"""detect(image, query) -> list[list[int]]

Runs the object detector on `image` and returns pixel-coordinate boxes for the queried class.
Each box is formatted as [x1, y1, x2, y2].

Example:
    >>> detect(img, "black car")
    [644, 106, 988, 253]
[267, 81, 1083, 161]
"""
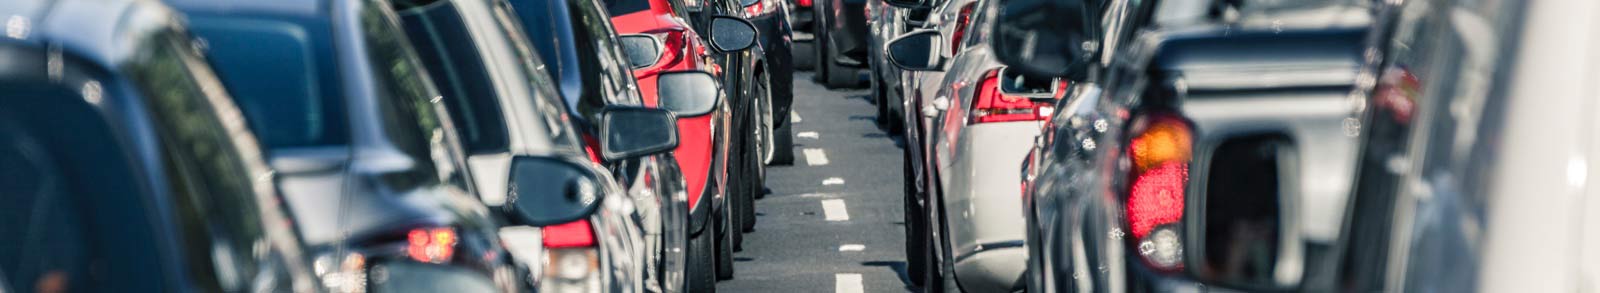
[678, 0, 780, 239]
[506, 0, 761, 283]
[0, 0, 322, 291]
[389, 0, 705, 291]
[810, 0, 868, 88]
[170, 0, 521, 290]
[738, 0, 800, 166]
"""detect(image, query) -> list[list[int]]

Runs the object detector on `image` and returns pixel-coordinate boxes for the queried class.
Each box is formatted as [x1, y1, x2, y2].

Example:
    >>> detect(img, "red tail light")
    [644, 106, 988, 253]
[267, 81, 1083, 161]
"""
[406, 227, 457, 263]
[542, 219, 597, 248]
[647, 29, 688, 71]
[582, 133, 604, 163]
[798, 0, 812, 8]
[950, 3, 976, 54]
[970, 71, 1054, 124]
[1124, 112, 1192, 270]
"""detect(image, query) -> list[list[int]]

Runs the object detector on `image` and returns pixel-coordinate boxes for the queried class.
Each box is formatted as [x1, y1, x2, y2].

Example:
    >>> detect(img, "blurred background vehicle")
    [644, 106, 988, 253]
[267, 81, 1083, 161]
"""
[736, 0, 800, 168]
[808, 0, 868, 88]
[173, 0, 529, 291]
[0, 0, 322, 291]
[1335, 0, 1600, 291]
[997, 0, 1370, 291]
[388, 0, 698, 291]
[865, 0, 928, 135]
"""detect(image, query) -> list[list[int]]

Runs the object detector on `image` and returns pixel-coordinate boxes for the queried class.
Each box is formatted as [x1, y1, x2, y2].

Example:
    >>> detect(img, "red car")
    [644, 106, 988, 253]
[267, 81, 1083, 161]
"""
[606, 0, 751, 291]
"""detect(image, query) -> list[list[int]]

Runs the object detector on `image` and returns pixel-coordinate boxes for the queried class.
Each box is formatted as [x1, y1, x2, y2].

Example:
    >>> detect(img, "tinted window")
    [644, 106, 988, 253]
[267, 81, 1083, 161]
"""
[603, 0, 653, 15]
[508, 0, 640, 125]
[190, 17, 348, 148]
[398, 2, 511, 154]
[360, 1, 467, 190]
[0, 81, 167, 293]
[128, 31, 299, 292]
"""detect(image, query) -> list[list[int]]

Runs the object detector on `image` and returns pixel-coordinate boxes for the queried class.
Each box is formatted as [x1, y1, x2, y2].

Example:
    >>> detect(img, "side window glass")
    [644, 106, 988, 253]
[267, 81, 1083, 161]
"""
[126, 31, 276, 292]
[360, 2, 469, 190]
[398, 2, 511, 155]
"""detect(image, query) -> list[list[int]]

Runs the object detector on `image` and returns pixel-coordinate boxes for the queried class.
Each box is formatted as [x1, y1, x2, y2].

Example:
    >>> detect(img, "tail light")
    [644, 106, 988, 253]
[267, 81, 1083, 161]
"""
[406, 227, 458, 263]
[798, 0, 812, 8]
[969, 71, 1055, 124]
[745, 0, 777, 16]
[949, 3, 976, 54]
[541, 219, 602, 293]
[582, 133, 604, 163]
[1123, 112, 1193, 271]
[316, 252, 368, 293]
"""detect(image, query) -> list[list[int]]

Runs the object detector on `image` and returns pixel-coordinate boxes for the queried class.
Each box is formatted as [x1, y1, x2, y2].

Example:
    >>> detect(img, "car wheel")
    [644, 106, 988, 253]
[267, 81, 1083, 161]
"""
[873, 66, 890, 128]
[794, 39, 817, 71]
[717, 202, 736, 280]
[903, 151, 926, 286]
[757, 72, 776, 165]
[769, 116, 795, 165]
[811, 12, 831, 84]
[822, 35, 860, 89]
[924, 207, 961, 293]
[686, 225, 717, 292]
[743, 95, 764, 231]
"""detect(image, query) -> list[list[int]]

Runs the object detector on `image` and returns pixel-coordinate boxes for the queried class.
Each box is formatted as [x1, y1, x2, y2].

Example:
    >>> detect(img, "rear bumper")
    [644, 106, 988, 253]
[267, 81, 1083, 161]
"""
[936, 122, 1035, 290]
[952, 245, 1028, 292]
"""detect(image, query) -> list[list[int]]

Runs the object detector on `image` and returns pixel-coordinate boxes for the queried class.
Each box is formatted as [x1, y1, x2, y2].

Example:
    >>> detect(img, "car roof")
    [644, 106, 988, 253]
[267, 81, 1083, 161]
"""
[0, 0, 175, 68]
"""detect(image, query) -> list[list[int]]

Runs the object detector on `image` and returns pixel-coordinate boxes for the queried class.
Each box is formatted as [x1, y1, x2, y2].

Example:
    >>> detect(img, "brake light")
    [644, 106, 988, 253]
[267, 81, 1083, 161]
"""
[970, 71, 1054, 124]
[541, 219, 601, 293]
[744, 0, 765, 16]
[582, 133, 603, 163]
[950, 3, 976, 53]
[406, 227, 457, 263]
[798, 0, 812, 8]
[542, 219, 597, 248]
[1123, 112, 1192, 270]
[647, 29, 688, 70]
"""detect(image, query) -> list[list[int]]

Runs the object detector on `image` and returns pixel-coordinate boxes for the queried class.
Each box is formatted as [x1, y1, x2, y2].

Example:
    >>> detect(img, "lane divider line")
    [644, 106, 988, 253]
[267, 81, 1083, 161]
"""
[798, 131, 820, 139]
[835, 274, 864, 293]
[804, 148, 830, 166]
[838, 244, 865, 252]
[792, 111, 803, 123]
[822, 177, 845, 185]
[821, 199, 850, 221]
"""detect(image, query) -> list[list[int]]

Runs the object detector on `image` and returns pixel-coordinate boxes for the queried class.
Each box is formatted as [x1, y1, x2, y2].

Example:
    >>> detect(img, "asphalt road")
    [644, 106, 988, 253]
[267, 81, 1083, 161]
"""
[718, 71, 915, 293]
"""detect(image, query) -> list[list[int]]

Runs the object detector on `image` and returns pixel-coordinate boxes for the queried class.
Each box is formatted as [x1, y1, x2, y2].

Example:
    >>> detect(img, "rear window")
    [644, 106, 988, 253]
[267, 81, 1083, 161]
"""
[603, 0, 652, 15]
[189, 17, 348, 148]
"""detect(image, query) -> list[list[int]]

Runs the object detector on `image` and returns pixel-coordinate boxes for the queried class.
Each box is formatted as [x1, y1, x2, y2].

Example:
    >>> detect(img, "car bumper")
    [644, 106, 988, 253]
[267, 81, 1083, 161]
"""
[953, 245, 1028, 292]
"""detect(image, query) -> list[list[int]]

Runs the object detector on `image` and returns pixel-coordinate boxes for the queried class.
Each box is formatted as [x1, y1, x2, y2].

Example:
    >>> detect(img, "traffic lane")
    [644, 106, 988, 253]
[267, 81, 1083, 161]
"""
[719, 72, 913, 292]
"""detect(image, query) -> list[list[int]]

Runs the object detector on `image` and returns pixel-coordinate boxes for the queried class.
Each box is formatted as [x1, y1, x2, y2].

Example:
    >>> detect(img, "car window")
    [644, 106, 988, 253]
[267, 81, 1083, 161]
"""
[487, 0, 588, 153]
[360, 1, 464, 190]
[603, 0, 654, 15]
[190, 17, 348, 149]
[127, 30, 301, 292]
[0, 80, 168, 293]
[512, 0, 641, 125]
[398, 1, 512, 155]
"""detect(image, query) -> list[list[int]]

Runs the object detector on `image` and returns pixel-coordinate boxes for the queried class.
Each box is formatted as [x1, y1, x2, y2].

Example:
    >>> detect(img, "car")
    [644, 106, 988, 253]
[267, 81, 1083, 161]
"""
[600, 0, 761, 290]
[1333, 0, 1600, 291]
[739, 0, 800, 167]
[994, 0, 1370, 291]
[809, 0, 868, 88]
[865, 0, 928, 135]
[386, 0, 699, 291]
[884, 0, 1062, 290]
[171, 0, 525, 290]
[672, 0, 775, 251]
[506, 0, 762, 283]
[0, 0, 324, 291]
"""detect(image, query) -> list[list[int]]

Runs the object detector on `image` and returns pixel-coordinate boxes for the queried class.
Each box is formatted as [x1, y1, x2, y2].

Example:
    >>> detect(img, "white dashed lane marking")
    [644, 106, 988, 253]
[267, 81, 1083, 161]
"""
[835, 274, 864, 293]
[821, 199, 849, 221]
[822, 177, 845, 185]
[804, 148, 830, 166]
[797, 131, 820, 139]
[792, 111, 803, 123]
[838, 244, 865, 252]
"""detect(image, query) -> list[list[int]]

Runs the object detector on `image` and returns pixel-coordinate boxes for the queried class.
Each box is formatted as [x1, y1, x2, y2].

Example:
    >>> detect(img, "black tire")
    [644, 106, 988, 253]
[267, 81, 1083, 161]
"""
[686, 226, 717, 292]
[822, 37, 860, 88]
[884, 87, 905, 135]
[743, 74, 767, 232]
[903, 151, 926, 286]
[794, 40, 817, 71]
[812, 15, 831, 84]
[923, 208, 960, 293]
[770, 118, 795, 165]
[716, 203, 736, 280]
[729, 128, 748, 250]
[873, 69, 890, 128]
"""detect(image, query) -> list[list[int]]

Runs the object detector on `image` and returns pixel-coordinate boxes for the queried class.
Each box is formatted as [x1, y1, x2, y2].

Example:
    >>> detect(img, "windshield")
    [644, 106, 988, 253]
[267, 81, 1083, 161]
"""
[189, 17, 348, 149]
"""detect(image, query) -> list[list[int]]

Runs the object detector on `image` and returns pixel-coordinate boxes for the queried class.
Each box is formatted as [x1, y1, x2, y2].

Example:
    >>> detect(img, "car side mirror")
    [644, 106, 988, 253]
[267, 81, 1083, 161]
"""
[503, 156, 605, 226]
[600, 107, 679, 161]
[886, 30, 943, 71]
[619, 34, 663, 69]
[657, 71, 722, 117]
[989, 0, 1100, 78]
[708, 16, 759, 52]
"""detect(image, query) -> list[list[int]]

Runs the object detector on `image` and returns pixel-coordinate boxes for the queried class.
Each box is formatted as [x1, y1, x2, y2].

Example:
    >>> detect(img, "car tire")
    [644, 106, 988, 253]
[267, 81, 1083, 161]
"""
[794, 40, 817, 71]
[822, 36, 860, 89]
[686, 226, 717, 292]
[769, 117, 795, 165]
[717, 202, 736, 280]
[812, 13, 831, 84]
[903, 151, 926, 286]
[885, 87, 905, 135]
[924, 205, 960, 293]
[873, 68, 890, 128]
